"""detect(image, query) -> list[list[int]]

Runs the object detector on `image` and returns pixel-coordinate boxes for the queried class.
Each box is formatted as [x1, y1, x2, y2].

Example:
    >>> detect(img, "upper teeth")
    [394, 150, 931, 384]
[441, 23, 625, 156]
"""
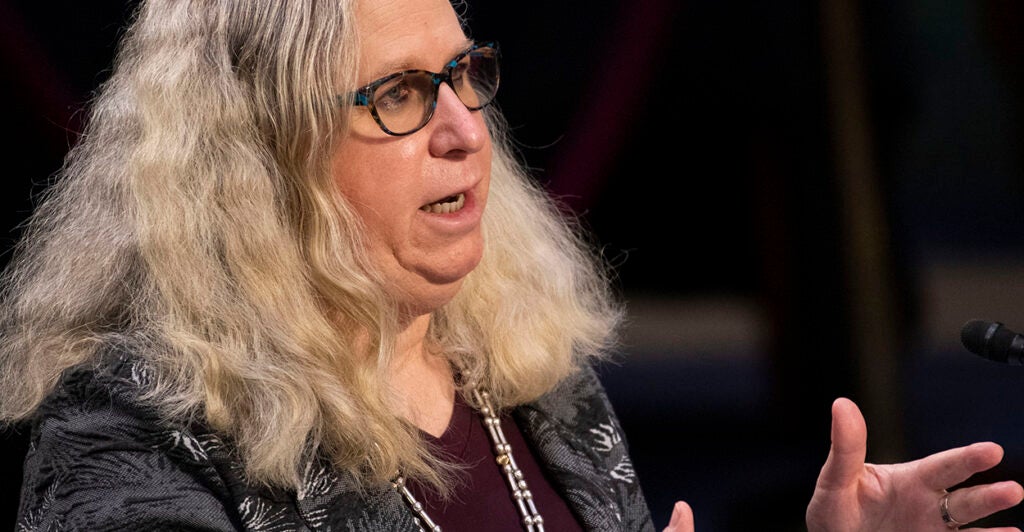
[421, 193, 465, 214]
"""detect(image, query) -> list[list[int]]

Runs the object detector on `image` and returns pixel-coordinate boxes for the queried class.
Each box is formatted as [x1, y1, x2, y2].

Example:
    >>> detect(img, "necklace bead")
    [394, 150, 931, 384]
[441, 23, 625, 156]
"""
[392, 388, 546, 532]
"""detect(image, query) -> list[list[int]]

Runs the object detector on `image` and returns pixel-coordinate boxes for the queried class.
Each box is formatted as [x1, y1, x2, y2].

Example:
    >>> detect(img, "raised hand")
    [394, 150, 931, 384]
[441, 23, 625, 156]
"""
[806, 397, 1024, 531]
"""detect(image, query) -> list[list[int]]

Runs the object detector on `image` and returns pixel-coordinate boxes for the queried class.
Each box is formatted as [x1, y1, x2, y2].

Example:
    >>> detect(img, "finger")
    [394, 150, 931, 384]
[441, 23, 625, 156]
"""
[815, 397, 867, 490]
[914, 441, 1006, 489]
[663, 501, 694, 532]
[944, 481, 1024, 526]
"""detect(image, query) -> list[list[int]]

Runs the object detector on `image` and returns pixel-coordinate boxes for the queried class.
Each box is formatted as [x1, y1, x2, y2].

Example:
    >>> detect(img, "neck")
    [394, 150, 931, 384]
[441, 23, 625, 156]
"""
[388, 313, 455, 437]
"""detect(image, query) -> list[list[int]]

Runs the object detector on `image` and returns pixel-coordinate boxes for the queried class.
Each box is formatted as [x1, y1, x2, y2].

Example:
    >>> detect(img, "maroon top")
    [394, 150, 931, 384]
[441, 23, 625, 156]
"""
[406, 393, 584, 531]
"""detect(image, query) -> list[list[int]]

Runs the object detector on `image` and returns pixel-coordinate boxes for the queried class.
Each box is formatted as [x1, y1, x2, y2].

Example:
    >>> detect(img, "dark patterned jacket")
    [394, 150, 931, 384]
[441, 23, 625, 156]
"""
[16, 354, 656, 531]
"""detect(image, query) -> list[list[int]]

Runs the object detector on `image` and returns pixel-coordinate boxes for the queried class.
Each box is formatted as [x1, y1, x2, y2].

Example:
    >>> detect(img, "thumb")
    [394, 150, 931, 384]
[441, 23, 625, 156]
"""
[815, 397, 867, 490]
[663, 501, 694, 532]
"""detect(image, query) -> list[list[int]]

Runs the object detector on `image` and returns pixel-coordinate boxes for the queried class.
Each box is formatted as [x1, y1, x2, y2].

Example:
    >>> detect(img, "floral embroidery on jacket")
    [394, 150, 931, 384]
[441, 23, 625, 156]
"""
[16, 355, 655, 531]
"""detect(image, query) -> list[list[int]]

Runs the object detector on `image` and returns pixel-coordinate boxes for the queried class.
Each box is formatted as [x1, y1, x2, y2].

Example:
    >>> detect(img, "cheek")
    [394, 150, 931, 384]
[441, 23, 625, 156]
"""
[333, 144, 403, 224]
[331, 144, 419, 266]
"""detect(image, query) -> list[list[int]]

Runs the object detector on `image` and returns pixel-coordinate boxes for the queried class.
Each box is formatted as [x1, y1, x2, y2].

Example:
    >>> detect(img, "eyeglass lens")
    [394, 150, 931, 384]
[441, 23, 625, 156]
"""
[371, 46, 498, 135]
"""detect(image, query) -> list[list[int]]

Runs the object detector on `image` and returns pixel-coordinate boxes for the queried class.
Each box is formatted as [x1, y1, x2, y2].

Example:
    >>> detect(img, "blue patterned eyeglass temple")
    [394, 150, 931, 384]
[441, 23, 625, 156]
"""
[344, 41, 500, 136]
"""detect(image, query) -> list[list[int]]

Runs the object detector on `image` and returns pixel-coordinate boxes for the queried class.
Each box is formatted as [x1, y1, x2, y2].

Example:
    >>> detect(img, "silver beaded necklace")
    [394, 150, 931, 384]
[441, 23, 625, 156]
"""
[391, 389, 546, 532]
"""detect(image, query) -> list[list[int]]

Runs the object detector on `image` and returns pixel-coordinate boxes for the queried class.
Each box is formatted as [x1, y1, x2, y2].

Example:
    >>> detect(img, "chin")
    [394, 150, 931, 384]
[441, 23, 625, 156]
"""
[396, 278, 466, 318]
[391, 246, 482, 316]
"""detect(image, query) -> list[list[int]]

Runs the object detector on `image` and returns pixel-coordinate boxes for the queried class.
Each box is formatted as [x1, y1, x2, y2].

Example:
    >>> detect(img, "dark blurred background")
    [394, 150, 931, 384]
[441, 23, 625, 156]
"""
[2, 0, 1023, 530]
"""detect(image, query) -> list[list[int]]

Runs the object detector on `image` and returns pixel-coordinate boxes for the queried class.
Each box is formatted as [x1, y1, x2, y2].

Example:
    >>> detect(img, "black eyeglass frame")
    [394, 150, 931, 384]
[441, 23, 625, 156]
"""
[343, 41, 500, 136]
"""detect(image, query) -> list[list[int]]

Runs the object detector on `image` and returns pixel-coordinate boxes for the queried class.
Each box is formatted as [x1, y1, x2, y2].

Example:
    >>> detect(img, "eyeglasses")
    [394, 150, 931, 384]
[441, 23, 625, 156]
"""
[345, 41, 500, 136]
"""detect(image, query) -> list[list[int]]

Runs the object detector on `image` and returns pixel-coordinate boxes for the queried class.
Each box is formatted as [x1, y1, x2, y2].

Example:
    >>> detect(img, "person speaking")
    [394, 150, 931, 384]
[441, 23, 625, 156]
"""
[1, 1, 1020, 530]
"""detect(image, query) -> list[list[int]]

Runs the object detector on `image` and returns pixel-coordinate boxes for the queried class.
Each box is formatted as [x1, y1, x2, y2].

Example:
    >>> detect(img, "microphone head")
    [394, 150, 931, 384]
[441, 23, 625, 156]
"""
[961, 319, 999, 357]
[961, 319, 1024, 364]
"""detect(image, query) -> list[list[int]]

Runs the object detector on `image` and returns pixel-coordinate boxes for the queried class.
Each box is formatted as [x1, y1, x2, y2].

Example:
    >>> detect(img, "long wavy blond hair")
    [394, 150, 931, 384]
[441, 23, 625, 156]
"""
[0, 0, 622, 493]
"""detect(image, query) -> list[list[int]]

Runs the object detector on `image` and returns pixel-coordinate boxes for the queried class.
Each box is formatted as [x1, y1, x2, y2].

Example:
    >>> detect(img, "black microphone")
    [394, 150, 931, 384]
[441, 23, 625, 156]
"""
[961, 319, 1024, 365]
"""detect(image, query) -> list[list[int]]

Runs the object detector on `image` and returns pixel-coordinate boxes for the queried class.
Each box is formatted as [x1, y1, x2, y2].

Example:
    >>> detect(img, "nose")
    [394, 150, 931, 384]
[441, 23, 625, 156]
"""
[427, 83, 488, 156]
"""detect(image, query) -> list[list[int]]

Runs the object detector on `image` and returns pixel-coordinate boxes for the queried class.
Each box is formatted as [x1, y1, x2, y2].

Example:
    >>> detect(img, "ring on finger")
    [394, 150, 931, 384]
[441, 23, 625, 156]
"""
[940, 492, 968, 529]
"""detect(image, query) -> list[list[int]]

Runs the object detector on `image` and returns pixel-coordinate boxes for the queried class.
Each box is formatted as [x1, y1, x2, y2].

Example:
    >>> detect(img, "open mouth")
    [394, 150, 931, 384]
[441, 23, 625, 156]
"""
[420, 193, 466, 214]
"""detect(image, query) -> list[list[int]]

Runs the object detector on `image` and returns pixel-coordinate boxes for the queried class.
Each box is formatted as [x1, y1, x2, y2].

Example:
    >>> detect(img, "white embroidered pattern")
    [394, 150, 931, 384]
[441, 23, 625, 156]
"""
[610, 456, 636, 484]
[162, 430, 209, 462]
[16, 481, 58, 532]
[300, 506, 330, 529]
[589, 421, 622, 453]
[128, 360, 153, 387]
[297, 461, 335, 501]
[238, 496, 291, 532]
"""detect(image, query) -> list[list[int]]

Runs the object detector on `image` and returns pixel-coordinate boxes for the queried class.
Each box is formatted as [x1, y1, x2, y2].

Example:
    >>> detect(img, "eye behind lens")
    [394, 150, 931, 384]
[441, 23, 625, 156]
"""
[374, 72, 436, 135]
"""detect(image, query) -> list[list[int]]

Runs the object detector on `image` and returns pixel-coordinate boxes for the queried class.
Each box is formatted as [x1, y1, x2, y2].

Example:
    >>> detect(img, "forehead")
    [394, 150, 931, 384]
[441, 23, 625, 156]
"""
[355, 0, 469, 76]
